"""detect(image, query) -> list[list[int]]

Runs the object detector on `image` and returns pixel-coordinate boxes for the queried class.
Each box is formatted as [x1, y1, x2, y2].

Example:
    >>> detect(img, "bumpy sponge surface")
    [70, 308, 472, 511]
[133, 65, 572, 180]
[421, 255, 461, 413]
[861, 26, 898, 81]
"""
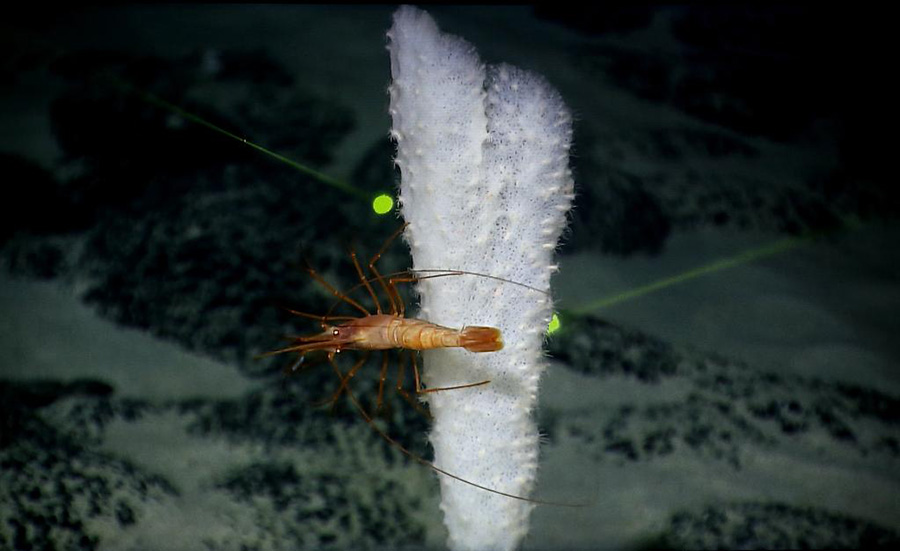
[388, 6, 574, 551]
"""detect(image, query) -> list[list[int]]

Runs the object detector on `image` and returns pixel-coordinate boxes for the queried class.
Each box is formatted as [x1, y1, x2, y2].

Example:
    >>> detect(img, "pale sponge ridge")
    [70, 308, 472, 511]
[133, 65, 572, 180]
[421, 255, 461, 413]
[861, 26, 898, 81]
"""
[388, 6, 574, 551]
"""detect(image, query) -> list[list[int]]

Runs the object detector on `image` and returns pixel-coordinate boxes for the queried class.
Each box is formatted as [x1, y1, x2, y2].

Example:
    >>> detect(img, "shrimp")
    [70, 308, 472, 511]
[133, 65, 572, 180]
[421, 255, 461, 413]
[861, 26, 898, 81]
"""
[262, 224, 585, 507]
[262, 223, 503, 413]
[277, 314, 503, 355]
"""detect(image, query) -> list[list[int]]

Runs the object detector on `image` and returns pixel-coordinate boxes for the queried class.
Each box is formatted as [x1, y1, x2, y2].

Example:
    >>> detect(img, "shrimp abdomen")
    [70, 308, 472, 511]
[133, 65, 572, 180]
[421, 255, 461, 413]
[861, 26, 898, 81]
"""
[383, 317, 502, 353]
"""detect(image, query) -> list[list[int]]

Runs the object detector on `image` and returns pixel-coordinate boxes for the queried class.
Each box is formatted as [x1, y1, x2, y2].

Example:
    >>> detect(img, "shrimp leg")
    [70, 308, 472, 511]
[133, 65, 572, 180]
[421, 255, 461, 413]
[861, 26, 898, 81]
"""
[316, 351, 372, 411]
[367, 222, 408, 315]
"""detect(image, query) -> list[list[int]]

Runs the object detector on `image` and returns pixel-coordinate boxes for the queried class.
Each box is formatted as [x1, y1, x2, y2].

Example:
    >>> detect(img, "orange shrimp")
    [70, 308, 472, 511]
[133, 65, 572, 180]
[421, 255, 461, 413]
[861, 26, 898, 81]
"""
[262, 224, 586, 507]
[279, 314, 503, 355]
[262, 223, 502, 413]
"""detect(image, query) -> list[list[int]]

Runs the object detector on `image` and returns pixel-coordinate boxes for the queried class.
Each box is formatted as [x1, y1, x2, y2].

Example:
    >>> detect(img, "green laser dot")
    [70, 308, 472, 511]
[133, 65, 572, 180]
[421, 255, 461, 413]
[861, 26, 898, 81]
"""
[547, 312, 560, 334]
[373, 194, 394, 215]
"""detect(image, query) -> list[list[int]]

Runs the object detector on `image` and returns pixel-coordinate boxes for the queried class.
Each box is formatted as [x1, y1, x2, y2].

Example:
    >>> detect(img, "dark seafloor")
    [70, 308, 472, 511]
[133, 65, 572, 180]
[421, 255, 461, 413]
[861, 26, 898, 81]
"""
[1, 5, 898, 550]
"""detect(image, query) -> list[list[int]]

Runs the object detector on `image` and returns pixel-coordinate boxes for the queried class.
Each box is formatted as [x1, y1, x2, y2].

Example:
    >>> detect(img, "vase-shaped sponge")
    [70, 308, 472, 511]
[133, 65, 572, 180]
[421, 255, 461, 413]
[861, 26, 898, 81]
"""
[388, 6, 574, 550]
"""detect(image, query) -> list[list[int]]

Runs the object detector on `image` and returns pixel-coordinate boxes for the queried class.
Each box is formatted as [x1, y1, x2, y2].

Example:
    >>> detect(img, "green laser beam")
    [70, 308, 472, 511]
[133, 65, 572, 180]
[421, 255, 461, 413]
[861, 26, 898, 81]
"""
[108, 75, 371, 201]
[567, 234, 808, 315]
[102, 76, 859, 321]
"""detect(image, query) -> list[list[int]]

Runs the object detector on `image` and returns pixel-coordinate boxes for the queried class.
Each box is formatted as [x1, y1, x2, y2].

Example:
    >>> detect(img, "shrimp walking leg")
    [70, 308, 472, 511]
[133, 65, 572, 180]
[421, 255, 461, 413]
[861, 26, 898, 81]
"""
[316, 351, 371, 411]
[361, 226, 492, 395]
[367, 222, 408, 316]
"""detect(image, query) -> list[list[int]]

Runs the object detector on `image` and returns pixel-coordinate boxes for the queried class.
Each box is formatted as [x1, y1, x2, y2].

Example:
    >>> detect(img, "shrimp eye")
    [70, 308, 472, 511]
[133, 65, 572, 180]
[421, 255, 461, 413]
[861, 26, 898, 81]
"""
[333, 328, 340, 337]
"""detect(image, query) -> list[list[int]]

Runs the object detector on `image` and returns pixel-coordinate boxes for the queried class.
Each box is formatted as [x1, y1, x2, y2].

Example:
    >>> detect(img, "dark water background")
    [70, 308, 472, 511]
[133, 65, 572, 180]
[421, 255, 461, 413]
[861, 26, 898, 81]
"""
[2, 6, 898, 550]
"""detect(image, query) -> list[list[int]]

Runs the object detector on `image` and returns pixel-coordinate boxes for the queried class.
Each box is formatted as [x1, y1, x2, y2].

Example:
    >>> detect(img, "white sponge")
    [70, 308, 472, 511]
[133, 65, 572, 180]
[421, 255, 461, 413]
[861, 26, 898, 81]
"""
[388, 7, 574, 550]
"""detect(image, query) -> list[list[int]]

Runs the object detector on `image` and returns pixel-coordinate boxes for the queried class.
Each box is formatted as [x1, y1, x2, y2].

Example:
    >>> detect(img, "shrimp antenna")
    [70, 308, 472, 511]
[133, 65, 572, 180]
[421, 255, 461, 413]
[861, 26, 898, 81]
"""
[333, 359, 590, 508]
[405, 268, 550, 296]
[327, 269, 550, 316]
